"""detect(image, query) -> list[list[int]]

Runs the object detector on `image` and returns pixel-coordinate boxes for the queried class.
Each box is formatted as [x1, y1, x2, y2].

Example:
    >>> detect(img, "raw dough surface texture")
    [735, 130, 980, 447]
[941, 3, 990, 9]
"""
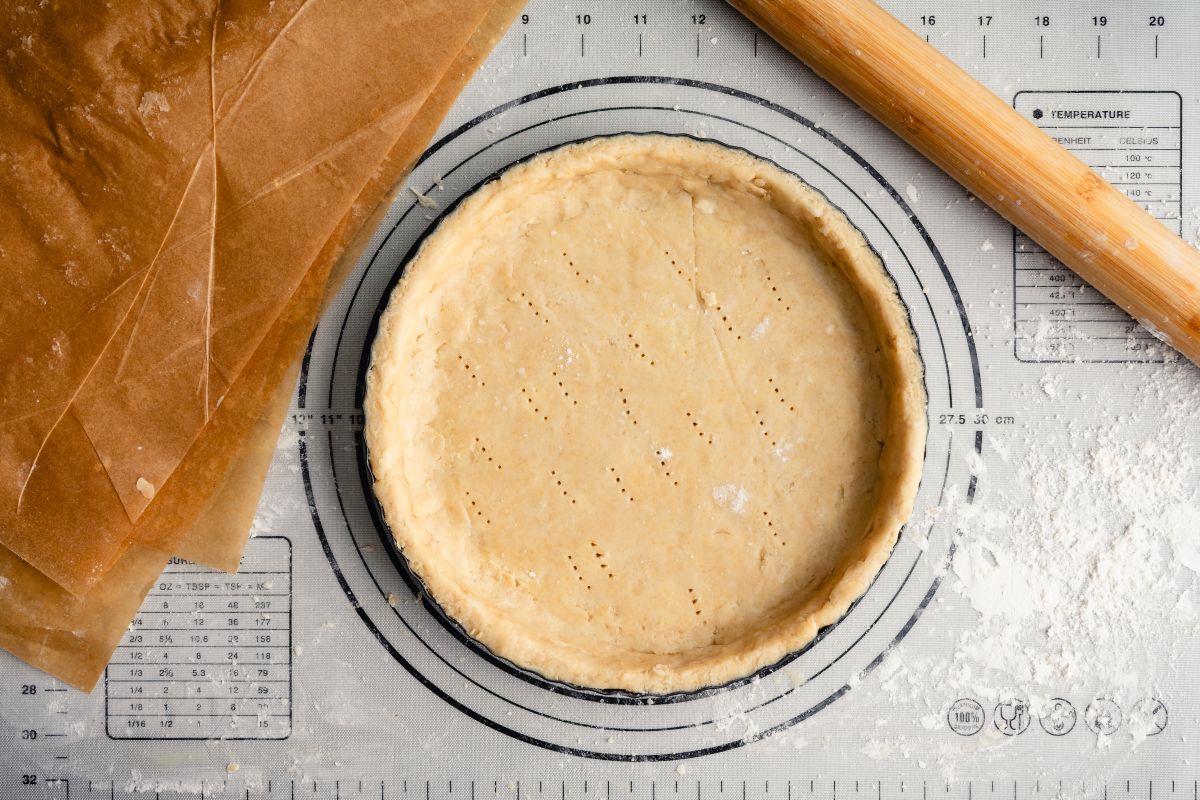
[365, 134, 926, 693]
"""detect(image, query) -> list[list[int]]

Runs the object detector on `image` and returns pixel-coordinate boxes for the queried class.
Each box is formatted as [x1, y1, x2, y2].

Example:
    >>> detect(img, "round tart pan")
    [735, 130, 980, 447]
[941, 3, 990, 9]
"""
[359, 133, 926, 696]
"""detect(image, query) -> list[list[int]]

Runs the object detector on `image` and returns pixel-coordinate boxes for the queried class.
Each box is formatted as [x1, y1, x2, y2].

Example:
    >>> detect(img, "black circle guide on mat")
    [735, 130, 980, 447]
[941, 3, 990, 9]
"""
[297, 77, 982, 761]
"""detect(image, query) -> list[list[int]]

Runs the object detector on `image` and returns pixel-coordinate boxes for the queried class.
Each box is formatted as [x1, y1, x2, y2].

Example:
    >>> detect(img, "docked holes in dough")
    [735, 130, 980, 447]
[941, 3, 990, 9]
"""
[364, 134, 926, 693]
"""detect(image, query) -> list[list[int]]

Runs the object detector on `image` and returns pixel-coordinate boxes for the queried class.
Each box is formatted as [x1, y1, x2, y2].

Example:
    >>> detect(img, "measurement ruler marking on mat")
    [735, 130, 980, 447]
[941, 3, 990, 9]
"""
[23, 778, 1190, 800]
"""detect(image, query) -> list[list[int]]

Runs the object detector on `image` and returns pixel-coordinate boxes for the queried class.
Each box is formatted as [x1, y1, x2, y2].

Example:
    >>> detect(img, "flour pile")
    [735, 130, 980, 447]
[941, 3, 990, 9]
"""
[870, 358, 1200, 753]
[951, 362, 1200, 703]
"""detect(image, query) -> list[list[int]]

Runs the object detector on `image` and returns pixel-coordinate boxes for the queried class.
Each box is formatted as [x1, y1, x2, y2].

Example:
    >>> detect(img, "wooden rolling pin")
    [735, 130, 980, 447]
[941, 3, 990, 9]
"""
[730, 0, 1200, 364]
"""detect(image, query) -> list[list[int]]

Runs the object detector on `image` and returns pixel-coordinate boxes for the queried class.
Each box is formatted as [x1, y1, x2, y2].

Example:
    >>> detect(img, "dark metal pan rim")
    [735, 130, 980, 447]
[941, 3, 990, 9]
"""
[355, 131, 912, 705]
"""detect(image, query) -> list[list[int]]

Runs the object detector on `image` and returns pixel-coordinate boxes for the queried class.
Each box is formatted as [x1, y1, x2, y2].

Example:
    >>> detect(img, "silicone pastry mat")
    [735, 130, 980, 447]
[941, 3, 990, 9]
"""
[2, 1, 1199, 798]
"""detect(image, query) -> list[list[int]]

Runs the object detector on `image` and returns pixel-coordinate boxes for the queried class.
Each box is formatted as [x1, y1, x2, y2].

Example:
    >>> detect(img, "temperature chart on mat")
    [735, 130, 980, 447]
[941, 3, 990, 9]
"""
[1012, 90, 1182, 363]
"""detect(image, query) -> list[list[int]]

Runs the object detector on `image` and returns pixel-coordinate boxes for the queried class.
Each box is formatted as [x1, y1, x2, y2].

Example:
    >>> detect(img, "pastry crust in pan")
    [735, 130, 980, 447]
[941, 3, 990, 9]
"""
[364, 134, 926, 693]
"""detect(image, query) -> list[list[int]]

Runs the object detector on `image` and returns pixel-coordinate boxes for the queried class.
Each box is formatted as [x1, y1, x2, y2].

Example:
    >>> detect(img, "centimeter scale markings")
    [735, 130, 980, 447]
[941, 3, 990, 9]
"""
[21, 778, 1200, 800]
[513, 5, 1175, 64]
[7, 680, 72, 772]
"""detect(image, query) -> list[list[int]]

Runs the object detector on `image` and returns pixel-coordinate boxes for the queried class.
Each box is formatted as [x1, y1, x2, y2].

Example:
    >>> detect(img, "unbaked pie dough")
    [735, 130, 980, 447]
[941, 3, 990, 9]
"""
[364, 134, 926, 693]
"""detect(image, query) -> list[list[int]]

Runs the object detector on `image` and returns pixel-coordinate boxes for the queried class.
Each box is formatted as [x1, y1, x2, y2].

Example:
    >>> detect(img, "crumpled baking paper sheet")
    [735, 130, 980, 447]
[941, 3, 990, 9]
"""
[0, 0, 525, 688]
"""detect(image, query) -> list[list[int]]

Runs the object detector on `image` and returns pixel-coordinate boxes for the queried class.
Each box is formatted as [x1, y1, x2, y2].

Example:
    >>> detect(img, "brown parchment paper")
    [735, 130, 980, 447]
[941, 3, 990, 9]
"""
[0, 223, 330, 690]
[0, 0, 507, 595]
[0, 224, 324, 690]
[144, 0, 528, 570]
[0, 543, 171, 692]
[0, 0, 525, 689]
[168, 361, 300, 569]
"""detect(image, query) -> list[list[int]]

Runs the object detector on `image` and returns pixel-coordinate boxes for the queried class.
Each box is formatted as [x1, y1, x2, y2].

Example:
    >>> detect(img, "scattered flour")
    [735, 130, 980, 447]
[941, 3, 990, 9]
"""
[860, 358, 1200, 777]
[135, 476, 156, 500]
[137, 91, 170, 116]
[409, 187, 438, 209]
[771, 439, 796, 462]
[944, 362, 1200, 702]
[712, 483, 750, 515]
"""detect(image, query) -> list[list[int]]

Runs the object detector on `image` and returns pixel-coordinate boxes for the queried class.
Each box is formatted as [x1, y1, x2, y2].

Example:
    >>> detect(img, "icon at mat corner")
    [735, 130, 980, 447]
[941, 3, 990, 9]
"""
[993, 700, 1030, 736]
[1130, 698, 1168, 736]
[1039, 698, 1077, 736]
[1085, 698, 1122, 735]
[947, 699, 985, 736]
